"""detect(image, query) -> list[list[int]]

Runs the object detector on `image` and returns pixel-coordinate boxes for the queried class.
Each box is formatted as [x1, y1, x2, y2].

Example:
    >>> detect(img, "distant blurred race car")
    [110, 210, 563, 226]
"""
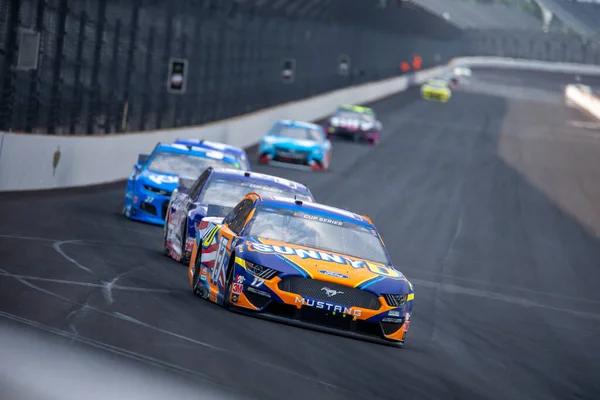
[325, 104, 382, 145]
[163, 167, 314, 264]
[421, 79, 452, 102]
[453, 66, 472, 80]
[174, 139, 251, 171]
[187, 193, 415, 346]
[258, 120, 332, 171]
[123, 143, 242, 225]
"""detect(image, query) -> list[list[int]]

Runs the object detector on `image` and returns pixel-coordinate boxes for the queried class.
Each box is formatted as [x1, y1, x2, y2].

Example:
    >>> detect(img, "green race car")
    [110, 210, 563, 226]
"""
[421, 79, 452, 102]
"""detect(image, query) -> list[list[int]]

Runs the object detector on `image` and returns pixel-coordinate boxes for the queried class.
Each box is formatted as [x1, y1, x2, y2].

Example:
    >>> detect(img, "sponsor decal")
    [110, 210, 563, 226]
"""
[295, 296, 361, 317]
[250, 277, 264, 287]
[232, 283, 243, 295]
[388, 310, 400, 317]
[232, 294, 239, 303]
[144, 196, 154, 203]
[147, 174, 179, 185]
[211, 236, 230, 288]
[236, 245, 244, 253]
[247, 243, 402, 278]
[319, 270, 349, 279]
[185, 239, 194, 251]
[321, 287, 344, 298]
[236, 275, 245, 284]
[299, 213, 343, 226]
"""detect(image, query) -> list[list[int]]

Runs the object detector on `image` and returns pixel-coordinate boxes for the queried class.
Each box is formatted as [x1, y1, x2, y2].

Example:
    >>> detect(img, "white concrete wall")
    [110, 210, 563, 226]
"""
[3, 56, 600, 192]
[0, 66, 444, 192]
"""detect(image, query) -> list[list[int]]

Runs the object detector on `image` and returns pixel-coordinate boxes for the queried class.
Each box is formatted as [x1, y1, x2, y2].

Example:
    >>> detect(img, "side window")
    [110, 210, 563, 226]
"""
[190, 169, 211, 200]
[228, 200, 254, 234]
[222, 200, 245, 226]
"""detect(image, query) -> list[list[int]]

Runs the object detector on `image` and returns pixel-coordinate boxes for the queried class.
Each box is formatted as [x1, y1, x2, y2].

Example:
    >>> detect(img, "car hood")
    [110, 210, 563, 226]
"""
[262, 136, 321, 151]
[238, 237, 412, 295]
[137, 170, 180, 191]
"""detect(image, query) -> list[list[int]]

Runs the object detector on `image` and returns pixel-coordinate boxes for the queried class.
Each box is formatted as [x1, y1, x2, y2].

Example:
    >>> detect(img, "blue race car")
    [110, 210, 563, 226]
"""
[174, 139, 251, 171]
[124, 143, 242, 225]
[258, 120, 332, 171]
[163, 167, 314, 264]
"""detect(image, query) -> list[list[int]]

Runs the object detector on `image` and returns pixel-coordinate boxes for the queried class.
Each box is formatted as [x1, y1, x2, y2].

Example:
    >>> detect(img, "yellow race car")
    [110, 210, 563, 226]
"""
[421, 79, 452, 102]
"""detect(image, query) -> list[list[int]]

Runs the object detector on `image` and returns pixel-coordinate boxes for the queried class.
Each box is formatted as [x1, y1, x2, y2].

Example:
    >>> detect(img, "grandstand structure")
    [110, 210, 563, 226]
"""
[411, 0, 600, 40]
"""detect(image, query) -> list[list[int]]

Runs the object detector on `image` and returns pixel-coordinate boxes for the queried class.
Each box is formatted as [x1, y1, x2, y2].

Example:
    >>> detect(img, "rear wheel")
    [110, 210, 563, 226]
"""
[222, 254, 236, 310]
[180, 219, 189, 265]
[191, 253, 207, 298]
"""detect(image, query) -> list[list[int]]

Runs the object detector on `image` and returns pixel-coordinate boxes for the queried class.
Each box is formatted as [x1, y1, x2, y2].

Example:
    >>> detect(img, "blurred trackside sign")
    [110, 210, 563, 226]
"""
[281, 59, 296, 83]
[412, 55, 422, 70]
[167, 58, 188, 94]
[400, 61, 410, 72]
[338, 55, 350, 76]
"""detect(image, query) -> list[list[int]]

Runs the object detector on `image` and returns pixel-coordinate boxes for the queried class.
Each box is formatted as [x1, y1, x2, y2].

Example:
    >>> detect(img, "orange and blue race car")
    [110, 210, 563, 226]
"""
[187, 193, 414, 346]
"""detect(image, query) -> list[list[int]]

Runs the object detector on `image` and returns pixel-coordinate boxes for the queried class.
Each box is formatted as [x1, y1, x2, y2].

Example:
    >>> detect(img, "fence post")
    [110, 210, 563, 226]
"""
[119, 0, 140, 133]
[24, 0, 46, 133]
[47, 0, 68, 135]
[0, 0, 21, 131]
[156, 6, 174, 130]
[140, 26, 155, 131]
[106, 19, 121, 134]
[69, 11, 86, 135]
[86, 0, 107, 135]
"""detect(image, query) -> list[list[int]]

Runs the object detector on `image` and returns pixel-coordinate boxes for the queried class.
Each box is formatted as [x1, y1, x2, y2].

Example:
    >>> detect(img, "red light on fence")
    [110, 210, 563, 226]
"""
[400, 62, 410, 72]
[412, 55, 422, 70]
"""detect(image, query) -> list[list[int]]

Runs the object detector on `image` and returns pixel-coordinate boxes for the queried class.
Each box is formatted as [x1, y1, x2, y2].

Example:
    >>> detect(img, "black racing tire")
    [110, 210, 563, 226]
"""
[180, 218, 189, 265]
[191, 252, 204, 297]
[222, 253, 236, 310]
[162, 219, 170, 257]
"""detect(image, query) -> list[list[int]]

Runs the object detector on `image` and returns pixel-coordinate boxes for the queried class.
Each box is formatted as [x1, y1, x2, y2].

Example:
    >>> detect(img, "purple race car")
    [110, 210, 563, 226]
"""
[324, 104, 382, 145]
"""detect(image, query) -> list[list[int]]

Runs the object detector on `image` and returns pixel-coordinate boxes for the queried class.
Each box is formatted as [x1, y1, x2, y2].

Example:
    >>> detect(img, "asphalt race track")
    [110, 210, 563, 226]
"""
[2, 68, 600, 400]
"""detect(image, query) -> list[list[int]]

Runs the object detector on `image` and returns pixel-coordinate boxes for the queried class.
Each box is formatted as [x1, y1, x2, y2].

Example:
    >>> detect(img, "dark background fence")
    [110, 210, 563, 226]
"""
[0, 0, 598, 136]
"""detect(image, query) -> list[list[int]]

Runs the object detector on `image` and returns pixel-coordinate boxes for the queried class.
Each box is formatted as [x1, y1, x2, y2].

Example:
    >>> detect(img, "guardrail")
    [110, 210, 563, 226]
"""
[2, 56, 600, 193]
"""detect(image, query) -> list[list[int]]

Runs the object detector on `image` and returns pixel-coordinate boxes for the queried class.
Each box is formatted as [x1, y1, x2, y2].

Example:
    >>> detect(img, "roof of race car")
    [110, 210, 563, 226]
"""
[174, 139, 246, 155]
[339, 104, 374, 114]
[210, 168, 311, 194]
[275, 119, 321, 130]
[154, 143, 238, 164]
[257, 195, 372, 226]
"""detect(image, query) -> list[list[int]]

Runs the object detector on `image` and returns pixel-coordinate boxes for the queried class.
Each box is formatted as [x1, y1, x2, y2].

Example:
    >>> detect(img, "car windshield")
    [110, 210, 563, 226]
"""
[199, 179, 312, 208]
[147, 151, 237, 178]
[271, 124, 321, 141]
[245, 206, 391, 264]
[334, 110, 368, 120]
[428, 81, 447, 88]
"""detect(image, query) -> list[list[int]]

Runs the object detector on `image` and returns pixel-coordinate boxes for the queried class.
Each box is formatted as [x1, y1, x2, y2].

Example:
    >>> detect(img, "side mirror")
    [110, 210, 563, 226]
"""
[138, 153, 150, 165]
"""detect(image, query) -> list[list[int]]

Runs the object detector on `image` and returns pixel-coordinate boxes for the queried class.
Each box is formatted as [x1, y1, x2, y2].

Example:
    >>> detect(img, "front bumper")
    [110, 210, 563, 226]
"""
[258, 147, 330, 171]
[124, 189, 171, 225]
[229, 258, 412, 345]
[326, 126, 379, 142]
[421, 90, 450, 102]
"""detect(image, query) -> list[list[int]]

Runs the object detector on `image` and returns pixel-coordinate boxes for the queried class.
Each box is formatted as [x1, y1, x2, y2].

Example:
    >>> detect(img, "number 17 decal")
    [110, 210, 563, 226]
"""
[212, 236, 230, 288]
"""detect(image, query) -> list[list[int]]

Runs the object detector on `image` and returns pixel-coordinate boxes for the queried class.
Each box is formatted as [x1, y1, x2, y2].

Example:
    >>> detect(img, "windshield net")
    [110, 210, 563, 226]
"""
[147, 151, 237, 178]
[199, 179, 312, 208]
[271, 124, 321, 141]
[245, 206, 390, 264]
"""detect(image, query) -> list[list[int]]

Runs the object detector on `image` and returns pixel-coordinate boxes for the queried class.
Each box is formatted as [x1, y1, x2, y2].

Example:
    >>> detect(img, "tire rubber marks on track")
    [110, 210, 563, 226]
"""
[0, 270, 175, 294]
[1, 270, 344, 393]
[52, 240, 93, 274]
[412, 278, 600, 321]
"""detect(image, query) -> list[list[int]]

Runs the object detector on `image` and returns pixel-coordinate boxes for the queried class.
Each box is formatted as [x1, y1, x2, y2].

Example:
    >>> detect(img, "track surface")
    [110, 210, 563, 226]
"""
[2, 68, 600, 400]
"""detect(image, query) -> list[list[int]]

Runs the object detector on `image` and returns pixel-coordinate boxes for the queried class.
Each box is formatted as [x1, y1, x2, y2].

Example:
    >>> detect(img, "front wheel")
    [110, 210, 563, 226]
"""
[222, 256, 236, 310]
